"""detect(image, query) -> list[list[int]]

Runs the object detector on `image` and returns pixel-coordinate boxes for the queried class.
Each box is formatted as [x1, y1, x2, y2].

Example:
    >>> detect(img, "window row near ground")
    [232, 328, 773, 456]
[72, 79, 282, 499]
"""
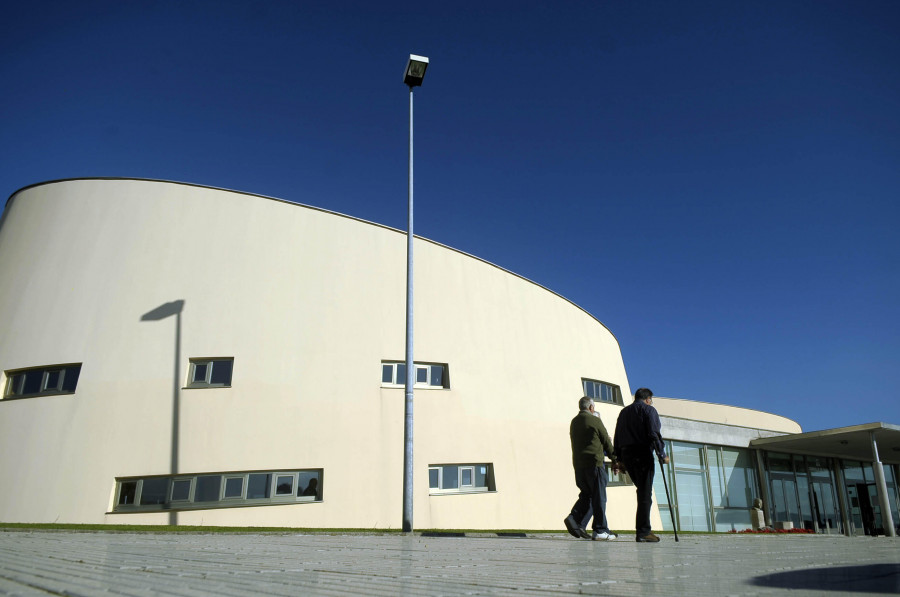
[429, 463, 495, 494]
[112, 462, 496, 512]
[112, 469, 323, 512]
[381, 361, 449, 389]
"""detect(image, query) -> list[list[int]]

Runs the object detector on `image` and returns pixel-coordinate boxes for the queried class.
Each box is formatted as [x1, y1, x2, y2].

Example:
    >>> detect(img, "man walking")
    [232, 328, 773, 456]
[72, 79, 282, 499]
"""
[564, 396, 617, 541]
[614, 387, 669, 542]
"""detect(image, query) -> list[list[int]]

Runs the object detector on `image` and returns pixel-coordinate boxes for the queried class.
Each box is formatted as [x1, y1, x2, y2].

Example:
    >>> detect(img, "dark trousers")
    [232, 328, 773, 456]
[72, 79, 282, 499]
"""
[621, 449, 656, 537]
[569, 465, 609, 533]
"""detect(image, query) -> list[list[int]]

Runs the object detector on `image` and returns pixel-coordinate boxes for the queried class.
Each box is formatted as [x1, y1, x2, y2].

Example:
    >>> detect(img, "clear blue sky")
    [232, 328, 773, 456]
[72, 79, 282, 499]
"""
[3, 1, 898, 432]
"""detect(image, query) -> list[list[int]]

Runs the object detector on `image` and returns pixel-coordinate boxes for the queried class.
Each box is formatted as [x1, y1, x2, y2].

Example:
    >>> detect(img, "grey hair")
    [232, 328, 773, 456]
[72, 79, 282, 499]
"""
[579, 396, 594, 411]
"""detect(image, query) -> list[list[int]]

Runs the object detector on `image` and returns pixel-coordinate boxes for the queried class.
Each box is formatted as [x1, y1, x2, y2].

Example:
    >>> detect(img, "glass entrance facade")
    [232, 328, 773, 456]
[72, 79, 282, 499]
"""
[646, 439, 900, 535]
[763, 452, 842, 533]
[653, 440, 759, 533]
[841, 460, 900, 536]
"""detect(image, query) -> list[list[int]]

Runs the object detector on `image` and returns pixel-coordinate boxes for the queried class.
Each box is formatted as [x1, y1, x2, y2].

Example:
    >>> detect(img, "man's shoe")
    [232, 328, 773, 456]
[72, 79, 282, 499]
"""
[563, 515, 590, 539]
[592, 531, 617, 541]
[636, 533, 661, 542]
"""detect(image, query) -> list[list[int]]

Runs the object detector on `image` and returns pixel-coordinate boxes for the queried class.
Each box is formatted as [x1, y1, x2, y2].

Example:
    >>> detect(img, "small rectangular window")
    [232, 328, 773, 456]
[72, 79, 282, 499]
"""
[209, 360, 233, 386]
[44, 370, 62, 391]
[191, 363, 208, 384]
[606, 462, 632, 486]
[22, 370, 42, 395]
[581, 379, 623, 405]
[442, 465, 460, 489]
[223, 477, 244, 499]
[275, 474, 294, 496]
[187, 358, 234, 388]
[171, 479, 192, 502]
[118, 481, 137, 505]
[430, 365, 443, 387]
[428, 463, 494, 494]
[298, 472, 321, 500]
[195, 475, 222, 502]
[247, 473, 271, 499]
[3, 364, 82, 400]
[140, 478, 168, 505]
[381, 361, 449, 389]
[61, 366, 81, 392]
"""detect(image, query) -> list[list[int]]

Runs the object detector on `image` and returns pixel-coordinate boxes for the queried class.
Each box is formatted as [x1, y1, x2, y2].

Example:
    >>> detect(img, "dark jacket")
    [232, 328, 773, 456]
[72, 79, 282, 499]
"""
[569, 410, 615, 469]
[613, 399, 667, 461]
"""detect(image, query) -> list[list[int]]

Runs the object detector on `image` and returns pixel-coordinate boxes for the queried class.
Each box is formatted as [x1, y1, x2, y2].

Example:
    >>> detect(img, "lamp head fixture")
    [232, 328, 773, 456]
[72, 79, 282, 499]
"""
[404, 54, 429, 87]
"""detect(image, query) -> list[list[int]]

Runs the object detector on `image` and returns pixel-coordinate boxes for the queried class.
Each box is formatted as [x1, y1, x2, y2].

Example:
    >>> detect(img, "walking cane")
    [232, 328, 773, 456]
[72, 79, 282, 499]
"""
[658, 453, 679, 542]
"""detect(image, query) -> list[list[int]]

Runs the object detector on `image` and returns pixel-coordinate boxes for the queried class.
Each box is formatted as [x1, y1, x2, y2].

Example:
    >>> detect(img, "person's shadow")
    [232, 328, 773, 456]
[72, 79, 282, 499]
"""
[751, 564, 900, 593]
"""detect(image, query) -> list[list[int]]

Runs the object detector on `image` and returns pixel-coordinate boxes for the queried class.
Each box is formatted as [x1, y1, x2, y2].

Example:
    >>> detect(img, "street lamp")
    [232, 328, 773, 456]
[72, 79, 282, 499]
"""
[402, 53, 428, 533]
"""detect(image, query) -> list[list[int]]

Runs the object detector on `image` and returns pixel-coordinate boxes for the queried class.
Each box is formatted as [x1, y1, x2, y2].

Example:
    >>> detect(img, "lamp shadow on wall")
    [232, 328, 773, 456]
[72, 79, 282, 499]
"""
[140, 299, 185, 526]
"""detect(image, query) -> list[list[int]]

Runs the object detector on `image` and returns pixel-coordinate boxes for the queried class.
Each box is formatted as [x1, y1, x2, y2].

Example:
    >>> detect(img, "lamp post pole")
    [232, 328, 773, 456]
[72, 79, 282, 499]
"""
[402, 54, 428, 533]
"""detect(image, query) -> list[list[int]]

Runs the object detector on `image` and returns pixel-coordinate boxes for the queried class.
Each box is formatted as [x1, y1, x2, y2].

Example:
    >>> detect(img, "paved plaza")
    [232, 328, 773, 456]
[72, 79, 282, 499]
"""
[0, 530, 898, 596]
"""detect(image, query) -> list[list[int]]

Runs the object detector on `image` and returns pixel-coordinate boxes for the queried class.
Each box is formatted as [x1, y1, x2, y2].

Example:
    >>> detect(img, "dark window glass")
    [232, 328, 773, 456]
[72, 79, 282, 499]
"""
[5, 365, 81, 398]
[429, 469, 440, 488]
[275, 475, 294, 495]
[22, 370, 42, 395]
[192, 363, 208, 383]
[382, 364, 393, 383]
[45, 370, 61, 391]
[171, 479, 191, 501]
[442, 466, 459, 489]
[195, 475, 222, 502]
[461, 468, 473, 486]
[298, 472, 319, 497]
[430, 365, 443, 387]
[140, 478, 168, 505]
[475, 465, 488, 488]
[61, 365, 81, 392]
[119, 481, 137, 505]
[224, 477, 243, 498]
[396, 364, 406, 383]
[210, 360, 233, 386]
[247, 473, 271, 499]
[416, 367, 428, 383]
[299, 476, 319, 499]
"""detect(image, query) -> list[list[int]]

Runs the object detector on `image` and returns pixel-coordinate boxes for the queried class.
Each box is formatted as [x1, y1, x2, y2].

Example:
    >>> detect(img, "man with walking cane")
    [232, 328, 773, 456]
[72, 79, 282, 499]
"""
[614, 388, 669, 542]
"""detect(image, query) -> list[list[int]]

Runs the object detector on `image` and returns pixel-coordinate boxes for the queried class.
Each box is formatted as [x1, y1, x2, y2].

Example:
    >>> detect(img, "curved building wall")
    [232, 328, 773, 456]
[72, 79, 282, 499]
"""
[0, 178, 636, 529]
[653, 397, 801, 434]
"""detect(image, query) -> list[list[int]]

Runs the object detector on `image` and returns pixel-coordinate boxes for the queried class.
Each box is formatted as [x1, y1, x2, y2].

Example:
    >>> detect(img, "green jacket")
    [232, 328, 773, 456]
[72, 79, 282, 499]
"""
[570, 410, 615, 469]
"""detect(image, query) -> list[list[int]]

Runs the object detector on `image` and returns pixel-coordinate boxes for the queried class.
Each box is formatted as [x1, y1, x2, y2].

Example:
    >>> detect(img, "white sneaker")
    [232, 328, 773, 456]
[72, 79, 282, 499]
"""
[591, 531, 617, 541]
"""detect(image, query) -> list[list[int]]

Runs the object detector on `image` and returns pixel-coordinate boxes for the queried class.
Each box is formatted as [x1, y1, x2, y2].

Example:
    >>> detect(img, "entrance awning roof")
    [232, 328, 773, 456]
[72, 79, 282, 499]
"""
[750, 422, 900, 465]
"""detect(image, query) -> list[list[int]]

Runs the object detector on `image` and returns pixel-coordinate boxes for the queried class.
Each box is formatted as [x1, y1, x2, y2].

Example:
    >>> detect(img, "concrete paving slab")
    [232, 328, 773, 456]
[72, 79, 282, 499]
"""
[0, 531, 897, 596]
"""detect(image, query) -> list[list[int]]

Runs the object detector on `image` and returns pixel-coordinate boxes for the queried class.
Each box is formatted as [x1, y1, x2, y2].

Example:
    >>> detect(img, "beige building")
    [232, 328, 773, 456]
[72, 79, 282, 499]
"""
[1, 178, 897, 535]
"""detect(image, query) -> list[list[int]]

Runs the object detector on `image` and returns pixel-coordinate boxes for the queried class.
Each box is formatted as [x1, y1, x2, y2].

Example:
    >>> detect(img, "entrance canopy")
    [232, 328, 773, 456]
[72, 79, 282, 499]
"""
[750, 422, 900, 464]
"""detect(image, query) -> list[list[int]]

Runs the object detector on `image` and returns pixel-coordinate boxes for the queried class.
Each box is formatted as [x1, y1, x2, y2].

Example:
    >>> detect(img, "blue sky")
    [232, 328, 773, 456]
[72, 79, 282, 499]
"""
[2, 1, 898, 432]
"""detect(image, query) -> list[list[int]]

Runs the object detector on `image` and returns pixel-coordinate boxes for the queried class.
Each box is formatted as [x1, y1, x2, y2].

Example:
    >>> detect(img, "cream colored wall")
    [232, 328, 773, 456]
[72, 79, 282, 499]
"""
[653, 397, 801, 433]
[0, 179, 641, 530]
